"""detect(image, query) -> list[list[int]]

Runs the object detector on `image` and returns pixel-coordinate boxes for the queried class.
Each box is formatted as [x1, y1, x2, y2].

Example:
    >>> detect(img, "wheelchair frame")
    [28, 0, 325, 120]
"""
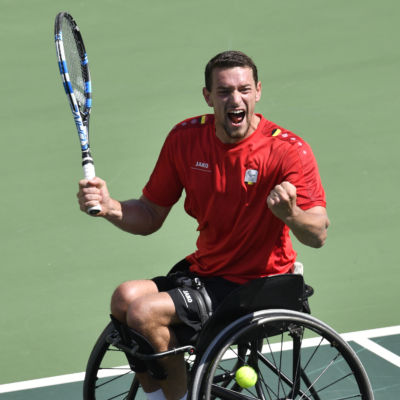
[83, 275, 374, 400]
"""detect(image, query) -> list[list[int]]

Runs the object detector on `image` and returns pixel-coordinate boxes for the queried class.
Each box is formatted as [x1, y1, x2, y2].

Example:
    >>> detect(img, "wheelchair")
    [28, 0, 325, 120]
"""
[83, 273, 374, 400]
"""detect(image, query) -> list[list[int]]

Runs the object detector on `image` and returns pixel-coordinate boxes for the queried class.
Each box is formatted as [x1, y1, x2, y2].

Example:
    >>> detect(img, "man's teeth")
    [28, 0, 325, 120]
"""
[228, 110, 245, 124]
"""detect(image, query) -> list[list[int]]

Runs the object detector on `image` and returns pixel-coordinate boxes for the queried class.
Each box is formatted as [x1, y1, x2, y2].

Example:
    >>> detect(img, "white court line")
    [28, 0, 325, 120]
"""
[1, 324, 399, 394]
[351, 337, 400, 368]
[341, 325, 400, 368]
[0, 372, 86, 394]
[341, 325, 400, 341]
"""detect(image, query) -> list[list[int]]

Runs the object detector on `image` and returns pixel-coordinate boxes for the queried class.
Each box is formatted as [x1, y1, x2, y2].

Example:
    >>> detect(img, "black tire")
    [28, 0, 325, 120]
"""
[83, 322, 145, 400]
[190, 310, 374, 400]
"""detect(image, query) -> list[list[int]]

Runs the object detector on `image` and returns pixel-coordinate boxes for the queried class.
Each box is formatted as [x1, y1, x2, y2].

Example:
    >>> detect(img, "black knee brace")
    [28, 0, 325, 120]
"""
[110, 315, 167, 379]
[170, 273, 213, 325]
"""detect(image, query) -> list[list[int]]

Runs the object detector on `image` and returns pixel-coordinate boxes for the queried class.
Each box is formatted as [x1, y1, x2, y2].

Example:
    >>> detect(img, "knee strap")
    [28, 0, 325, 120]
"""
[190, 285, 213, 326]
[110, 315, 167, 379]
[171, 274, 213, 325]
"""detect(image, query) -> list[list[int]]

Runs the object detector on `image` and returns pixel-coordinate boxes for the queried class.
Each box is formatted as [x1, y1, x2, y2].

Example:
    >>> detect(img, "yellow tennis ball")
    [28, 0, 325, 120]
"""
[235, 365, 258, 388]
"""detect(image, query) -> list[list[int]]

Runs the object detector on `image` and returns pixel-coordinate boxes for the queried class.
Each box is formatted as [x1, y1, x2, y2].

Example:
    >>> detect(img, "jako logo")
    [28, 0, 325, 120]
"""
[195, 161, 209, 168]
[182, 290, 193, 303]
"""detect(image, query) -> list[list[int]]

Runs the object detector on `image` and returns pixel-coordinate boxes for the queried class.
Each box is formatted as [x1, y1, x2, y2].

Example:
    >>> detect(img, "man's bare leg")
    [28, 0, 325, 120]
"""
[111, 281, 187, 399]
[126, 292, 187, 399]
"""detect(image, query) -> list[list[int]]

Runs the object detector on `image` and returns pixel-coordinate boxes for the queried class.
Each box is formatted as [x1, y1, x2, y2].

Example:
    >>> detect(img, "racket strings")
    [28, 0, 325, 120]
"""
[61, 17, 88, 112]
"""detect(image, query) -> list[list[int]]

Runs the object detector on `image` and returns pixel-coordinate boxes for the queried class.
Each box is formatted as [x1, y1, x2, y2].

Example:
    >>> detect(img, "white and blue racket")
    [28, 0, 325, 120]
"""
[54, 12, 101, 215]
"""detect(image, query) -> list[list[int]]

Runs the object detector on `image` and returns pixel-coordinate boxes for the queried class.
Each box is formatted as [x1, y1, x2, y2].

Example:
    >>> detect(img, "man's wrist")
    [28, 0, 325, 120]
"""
[282, 205, 302, 227]
[104, 199, 123, 222]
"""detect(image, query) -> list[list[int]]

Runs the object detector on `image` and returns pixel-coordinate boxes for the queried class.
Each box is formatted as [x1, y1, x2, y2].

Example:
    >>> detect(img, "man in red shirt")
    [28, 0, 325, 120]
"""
[78, 51, 329, 400]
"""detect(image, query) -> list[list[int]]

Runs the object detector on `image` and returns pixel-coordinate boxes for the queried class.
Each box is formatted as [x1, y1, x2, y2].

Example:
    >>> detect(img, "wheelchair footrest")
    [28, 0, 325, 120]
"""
[108, 332, 196, 360]
[109, 315, 196, 379]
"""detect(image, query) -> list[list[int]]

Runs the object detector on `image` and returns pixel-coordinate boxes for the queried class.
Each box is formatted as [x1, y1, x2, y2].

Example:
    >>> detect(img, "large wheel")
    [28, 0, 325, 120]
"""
[83, 322, 146, 400]
[190, 310, 374, 400]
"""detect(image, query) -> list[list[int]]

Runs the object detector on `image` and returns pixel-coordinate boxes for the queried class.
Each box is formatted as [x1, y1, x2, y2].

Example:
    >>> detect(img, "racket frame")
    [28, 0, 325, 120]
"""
[54, 12, 101, 214]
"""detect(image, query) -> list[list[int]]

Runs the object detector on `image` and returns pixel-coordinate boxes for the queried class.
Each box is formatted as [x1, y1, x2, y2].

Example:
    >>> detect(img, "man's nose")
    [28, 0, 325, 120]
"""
[229, 90, 241, 106]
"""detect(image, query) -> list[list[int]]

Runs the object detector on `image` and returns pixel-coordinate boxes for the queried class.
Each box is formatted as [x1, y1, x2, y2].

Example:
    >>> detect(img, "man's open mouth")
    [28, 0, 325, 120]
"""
[227, 110, 245, 124]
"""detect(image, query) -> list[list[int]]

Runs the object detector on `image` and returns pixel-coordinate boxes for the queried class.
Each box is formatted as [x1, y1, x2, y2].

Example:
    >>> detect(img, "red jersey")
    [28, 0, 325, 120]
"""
[143, 114, 326, 284]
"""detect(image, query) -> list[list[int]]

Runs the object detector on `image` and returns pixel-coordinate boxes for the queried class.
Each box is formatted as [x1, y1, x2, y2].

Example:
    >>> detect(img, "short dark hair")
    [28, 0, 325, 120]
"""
[204, 50, 258, 91]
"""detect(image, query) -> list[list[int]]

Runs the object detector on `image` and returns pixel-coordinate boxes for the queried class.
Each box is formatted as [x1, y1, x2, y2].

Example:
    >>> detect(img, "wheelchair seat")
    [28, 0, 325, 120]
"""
[176, 273, 310, 352]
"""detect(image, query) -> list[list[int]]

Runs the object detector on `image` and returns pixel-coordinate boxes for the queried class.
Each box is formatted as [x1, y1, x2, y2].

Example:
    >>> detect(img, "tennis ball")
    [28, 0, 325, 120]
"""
[235, 365, 258, 388]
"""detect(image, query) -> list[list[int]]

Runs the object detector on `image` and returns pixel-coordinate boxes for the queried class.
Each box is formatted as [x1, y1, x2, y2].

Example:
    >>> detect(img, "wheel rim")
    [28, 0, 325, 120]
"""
[200, 312, 373, 400]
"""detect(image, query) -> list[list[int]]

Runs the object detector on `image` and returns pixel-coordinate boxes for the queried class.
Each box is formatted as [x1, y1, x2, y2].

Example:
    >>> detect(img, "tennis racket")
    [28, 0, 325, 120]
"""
[54, 12, 101, 215]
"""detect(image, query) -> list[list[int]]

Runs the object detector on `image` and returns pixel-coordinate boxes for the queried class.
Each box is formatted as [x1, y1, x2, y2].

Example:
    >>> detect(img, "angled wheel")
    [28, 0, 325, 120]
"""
[83, 322, 146, 400]
[191, 310, 374, 400]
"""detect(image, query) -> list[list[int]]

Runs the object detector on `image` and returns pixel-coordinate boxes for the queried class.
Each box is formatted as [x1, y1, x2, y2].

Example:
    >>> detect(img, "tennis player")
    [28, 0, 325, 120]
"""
[77, 50, 330, 400]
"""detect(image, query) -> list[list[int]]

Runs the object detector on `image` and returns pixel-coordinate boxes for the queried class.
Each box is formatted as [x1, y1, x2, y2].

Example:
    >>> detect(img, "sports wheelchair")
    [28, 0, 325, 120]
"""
[83, 273, 374, 400]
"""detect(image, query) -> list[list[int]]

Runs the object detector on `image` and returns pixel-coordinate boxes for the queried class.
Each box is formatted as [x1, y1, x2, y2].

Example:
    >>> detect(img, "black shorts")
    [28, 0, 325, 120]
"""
[152, 259, 241, 344]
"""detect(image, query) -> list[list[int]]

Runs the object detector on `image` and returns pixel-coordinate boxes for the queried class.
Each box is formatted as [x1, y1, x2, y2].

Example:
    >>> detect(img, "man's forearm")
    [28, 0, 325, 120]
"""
[284, 206, 330, 248]
[104, 198, 166, 236]
[267, 182, 329, 248]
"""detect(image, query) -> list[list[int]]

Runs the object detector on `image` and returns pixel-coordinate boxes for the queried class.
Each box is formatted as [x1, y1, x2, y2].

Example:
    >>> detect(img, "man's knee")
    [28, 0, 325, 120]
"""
[126, 292, 178, 335]
[110, 282, 135, 320]
[110, 280, 158, 321]
[125, 296, 158, 331]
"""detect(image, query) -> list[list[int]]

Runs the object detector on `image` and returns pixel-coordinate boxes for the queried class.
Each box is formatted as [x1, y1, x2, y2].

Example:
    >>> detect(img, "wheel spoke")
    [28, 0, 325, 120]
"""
[86, 312, 373, 400]
[95, 369, 132, 389]
[211, 384, 259, 400]
[198, 311, 373, 400]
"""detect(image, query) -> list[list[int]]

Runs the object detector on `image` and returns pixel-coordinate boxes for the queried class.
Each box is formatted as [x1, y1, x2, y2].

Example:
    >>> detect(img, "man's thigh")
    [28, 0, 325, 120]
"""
[153, 274, 240, 344]
[128, 291, 181, 327]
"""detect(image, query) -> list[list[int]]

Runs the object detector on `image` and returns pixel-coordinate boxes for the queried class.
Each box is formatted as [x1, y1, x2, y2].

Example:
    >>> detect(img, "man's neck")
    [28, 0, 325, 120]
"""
[215, 114, 261, 144]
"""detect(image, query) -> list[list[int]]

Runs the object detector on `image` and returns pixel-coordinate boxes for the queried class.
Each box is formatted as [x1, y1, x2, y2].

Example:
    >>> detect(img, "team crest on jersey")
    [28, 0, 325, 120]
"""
[244, 169, 258, 185]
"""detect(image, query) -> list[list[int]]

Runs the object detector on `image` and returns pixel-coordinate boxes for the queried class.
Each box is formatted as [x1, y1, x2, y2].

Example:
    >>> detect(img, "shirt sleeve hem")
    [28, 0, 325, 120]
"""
[298, 201, 327, 211]
[142, 187, 180, 208]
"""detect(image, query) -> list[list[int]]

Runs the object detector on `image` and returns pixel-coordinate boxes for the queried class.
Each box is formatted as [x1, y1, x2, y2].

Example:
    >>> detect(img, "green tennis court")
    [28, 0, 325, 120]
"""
[0, 0, 399, 398]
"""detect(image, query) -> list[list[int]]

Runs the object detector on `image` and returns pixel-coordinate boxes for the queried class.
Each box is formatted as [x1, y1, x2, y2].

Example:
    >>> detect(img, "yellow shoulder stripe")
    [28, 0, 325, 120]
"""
[272, 129, 281, 137]
[200, 115, 206, 124]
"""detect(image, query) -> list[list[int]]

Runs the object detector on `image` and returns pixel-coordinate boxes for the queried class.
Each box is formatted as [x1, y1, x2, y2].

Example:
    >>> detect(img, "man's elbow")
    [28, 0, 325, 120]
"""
[137, 220, 164, 236]
[311, 218, 330, 248]
[135, 196, 171, 236]
[311, 232, 327, 248]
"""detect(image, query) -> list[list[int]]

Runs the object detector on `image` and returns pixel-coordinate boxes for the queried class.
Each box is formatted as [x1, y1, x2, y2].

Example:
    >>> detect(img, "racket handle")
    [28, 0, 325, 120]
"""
[88, 205, 101, 215]
[83, 162, 102, 215]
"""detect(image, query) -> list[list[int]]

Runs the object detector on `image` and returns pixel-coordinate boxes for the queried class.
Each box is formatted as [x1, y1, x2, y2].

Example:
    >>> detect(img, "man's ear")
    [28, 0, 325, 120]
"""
[255, 81, 262, 102]
[203, 87, 213, 107]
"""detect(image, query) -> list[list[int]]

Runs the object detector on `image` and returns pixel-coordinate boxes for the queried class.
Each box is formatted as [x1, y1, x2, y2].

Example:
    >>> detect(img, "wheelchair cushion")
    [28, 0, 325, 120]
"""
[194, 274, 309, 353]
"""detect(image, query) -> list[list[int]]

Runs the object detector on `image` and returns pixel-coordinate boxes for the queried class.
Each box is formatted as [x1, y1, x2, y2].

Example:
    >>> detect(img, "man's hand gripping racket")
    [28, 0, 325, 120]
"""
[54, 12, 101, 215]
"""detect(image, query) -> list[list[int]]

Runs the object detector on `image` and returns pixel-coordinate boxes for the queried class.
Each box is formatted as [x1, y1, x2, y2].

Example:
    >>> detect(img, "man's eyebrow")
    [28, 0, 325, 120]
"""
[216, 84, 232, 90]
[216, 84, 252, 90]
